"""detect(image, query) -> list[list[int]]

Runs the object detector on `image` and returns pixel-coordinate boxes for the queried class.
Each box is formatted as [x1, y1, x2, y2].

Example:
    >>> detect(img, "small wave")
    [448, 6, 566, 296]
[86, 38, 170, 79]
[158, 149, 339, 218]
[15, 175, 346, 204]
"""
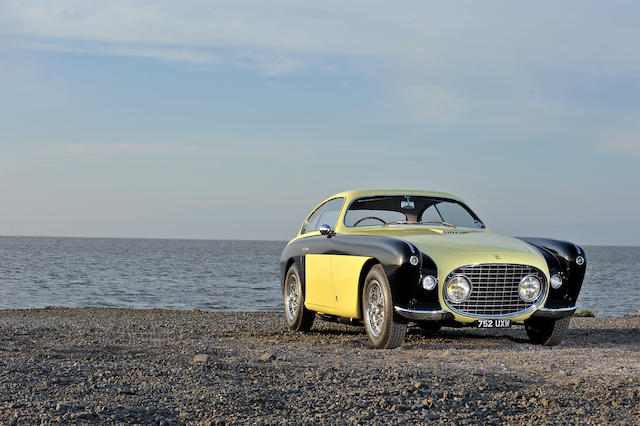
[69, 280, 90, 285]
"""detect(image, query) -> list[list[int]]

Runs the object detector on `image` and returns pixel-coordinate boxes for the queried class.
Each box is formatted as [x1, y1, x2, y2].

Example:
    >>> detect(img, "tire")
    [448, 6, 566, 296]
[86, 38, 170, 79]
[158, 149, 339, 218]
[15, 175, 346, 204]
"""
[524, 316, 570, 346]
[362, 265, 407, 349]
[284, 263, 315, 331]
[417, 322, 442, 335]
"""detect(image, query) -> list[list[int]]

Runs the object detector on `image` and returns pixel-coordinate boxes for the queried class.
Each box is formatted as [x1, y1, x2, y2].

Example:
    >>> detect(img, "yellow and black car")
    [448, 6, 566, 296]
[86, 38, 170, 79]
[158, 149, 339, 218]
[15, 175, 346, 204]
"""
[280, 190, 586, 349]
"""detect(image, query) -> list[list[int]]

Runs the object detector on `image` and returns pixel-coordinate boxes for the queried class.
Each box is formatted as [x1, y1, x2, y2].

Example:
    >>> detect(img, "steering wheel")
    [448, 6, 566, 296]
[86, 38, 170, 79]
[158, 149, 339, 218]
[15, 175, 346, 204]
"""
[353, 216, 387, 226]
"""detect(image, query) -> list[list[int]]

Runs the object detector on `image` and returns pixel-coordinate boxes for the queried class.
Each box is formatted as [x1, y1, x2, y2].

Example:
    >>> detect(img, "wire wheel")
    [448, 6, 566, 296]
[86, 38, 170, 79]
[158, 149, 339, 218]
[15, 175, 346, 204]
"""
[361, 265, 407, 349]
[283, 263, 315, 331]
[286, 273, 300, 321]
[365, 279, 385, 337]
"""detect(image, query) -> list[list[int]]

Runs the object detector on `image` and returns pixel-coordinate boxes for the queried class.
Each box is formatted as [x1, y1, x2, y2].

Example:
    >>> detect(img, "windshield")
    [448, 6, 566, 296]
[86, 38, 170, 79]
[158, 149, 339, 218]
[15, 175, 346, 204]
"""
[344, 195, 484, 228]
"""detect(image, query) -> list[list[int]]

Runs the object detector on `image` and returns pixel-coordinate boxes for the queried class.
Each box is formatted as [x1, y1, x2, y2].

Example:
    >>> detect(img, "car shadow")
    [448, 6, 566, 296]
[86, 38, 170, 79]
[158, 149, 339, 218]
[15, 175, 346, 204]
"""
[302, 319, 640, 349]
[402, 325, 640, 349]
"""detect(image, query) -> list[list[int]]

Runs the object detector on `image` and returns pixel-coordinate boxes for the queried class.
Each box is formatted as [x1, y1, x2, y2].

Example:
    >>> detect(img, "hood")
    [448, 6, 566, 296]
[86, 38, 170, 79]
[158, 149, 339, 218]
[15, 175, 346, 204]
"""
[343, 227, 548, 276]
[400, 230, 548, 277]
[403, 231, 533, 256]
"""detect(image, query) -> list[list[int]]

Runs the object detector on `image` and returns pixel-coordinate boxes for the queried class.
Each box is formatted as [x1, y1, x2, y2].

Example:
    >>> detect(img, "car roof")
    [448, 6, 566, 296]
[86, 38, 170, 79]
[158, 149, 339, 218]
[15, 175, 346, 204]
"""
[327, 189, 464, 203]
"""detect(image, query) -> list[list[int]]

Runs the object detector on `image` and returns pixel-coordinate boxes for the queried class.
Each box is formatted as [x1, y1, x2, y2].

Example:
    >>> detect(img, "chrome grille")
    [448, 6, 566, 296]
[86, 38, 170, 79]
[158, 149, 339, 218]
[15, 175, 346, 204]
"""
[443, 264, 547, 318]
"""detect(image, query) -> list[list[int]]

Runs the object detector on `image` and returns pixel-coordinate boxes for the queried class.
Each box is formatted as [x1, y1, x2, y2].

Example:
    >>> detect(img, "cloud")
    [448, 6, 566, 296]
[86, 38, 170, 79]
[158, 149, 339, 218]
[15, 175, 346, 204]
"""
[2, 1, 639, 75]
[4, 1, 639, 122]
[60, 143, 203, 155]
[15, 40, 302, 75]
[599, 128, 640, 157]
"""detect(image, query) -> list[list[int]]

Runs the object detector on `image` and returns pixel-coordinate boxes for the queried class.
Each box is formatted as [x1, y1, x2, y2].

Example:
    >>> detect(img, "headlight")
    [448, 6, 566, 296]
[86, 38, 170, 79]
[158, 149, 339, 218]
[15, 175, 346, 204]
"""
[519, 275, 541, 302]
[446, 275, 471, 303]
[550, 274, 563, 289]
[422, 275, 437, 291]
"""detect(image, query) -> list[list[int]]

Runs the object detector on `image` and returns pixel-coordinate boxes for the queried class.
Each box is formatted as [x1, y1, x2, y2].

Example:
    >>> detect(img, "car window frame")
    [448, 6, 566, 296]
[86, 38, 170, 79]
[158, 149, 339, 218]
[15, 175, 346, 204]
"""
[343, 195, 484, 229]
[299, 197, 345, 235]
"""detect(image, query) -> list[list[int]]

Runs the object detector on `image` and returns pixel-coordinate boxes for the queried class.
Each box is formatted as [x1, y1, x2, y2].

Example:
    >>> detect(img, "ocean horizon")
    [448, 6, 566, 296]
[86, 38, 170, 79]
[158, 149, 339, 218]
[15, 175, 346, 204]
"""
[1, 236, 638, 316]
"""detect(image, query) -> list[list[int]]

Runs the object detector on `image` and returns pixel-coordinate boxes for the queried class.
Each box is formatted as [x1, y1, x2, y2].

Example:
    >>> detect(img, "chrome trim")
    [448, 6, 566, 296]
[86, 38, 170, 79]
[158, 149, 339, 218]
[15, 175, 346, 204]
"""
[444, 274, 473, 303]
[550, 273, 563, 289]
[538, 305, 577, 312]
[421, 275, 437, 291]
[394, 306, 454, 321]
[442, 263, 548, 319]
[318, 224, 334, 237]
[532, 305, 576, 319]
[518, 274, 542, 302]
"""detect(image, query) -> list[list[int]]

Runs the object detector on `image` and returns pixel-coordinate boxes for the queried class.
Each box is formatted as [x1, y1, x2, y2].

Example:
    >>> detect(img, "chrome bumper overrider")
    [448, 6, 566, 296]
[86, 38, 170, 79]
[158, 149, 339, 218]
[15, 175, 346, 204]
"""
[394, 306, 454, 321]
[531, 305, 577, 319]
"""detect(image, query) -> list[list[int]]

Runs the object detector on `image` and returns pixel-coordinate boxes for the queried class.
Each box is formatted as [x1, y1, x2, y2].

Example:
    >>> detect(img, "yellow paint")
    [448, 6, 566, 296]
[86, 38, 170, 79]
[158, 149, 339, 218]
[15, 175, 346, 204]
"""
[305, 254, 370, 318]
[304, 254, 335, 309]
[330, 255, 370, 318]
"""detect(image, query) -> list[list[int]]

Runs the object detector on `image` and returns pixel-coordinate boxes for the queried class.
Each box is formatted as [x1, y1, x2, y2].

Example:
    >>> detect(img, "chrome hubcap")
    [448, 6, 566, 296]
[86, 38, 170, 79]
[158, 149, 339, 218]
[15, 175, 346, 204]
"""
[366, 279, 385, 337]
[286, 273, 299, 320]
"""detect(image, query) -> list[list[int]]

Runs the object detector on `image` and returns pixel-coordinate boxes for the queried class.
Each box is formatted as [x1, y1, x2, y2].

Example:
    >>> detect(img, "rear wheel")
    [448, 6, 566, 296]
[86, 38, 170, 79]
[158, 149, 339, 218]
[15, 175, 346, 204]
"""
[524, 316, 570, 346]
[362, 265, 407, 349]
[284, 264, 315, 331]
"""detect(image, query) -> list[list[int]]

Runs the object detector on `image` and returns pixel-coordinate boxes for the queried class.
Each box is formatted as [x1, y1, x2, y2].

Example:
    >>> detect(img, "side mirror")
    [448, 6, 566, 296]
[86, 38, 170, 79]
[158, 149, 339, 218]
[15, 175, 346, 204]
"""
[318, 224, 334, 237]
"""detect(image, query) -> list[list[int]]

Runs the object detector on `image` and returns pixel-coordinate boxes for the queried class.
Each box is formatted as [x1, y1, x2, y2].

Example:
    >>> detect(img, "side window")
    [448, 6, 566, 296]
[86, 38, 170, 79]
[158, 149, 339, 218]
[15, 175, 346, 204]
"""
[301, 198, 344, 234]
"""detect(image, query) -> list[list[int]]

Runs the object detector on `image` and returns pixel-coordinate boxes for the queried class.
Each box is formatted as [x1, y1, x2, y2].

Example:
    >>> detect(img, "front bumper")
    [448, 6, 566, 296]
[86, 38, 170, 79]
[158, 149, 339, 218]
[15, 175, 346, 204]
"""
[530, 305, 576, 319]
[394, 306, 454, 321]
[395, 304, 576, 322]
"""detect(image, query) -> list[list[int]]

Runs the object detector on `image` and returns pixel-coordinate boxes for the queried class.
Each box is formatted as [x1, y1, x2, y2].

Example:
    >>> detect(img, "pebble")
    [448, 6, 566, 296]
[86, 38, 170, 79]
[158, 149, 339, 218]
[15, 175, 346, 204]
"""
[0, 308, 638, 424]
[193, 354, 209, 363]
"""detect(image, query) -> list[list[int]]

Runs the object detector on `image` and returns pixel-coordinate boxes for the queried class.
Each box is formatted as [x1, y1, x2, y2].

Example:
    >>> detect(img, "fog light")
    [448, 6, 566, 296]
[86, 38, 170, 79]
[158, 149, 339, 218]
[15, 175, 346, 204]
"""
[550, 274, 563, 289]
[409, 255, 419, 266]
[422, 275, 437, 291]
[446, 275, 471, 303]
[576, 256, 584, 266]
[519, 275, 541, 302]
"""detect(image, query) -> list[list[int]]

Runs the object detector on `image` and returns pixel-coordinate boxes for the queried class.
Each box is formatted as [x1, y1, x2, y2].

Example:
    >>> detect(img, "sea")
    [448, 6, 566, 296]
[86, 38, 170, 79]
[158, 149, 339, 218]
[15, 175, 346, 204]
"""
[0, 237, 638, 316]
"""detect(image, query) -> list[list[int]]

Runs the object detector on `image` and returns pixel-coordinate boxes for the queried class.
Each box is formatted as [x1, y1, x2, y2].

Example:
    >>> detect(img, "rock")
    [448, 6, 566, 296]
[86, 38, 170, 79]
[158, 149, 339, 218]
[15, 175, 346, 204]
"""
[193, 354, 209, 363]
[257, 352, 274, 362]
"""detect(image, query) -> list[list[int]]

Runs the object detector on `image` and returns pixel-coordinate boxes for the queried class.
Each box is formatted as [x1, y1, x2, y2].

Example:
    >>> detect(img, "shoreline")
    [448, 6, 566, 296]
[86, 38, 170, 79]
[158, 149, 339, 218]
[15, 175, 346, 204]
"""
[2, 306, 638, 318]
[1, 308, 639, 423]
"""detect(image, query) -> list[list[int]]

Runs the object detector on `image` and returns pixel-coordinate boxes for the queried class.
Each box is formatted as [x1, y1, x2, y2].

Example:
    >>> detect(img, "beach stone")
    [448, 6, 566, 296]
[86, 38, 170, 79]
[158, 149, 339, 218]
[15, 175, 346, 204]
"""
[193, 353, 209, 363]
[0, 309, 639, 424]
[257, 351, 275, 362]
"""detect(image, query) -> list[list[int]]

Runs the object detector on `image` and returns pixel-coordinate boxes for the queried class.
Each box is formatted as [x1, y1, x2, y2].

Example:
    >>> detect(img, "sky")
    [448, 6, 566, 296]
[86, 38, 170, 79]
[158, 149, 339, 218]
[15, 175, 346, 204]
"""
[0, 1, 639, 245]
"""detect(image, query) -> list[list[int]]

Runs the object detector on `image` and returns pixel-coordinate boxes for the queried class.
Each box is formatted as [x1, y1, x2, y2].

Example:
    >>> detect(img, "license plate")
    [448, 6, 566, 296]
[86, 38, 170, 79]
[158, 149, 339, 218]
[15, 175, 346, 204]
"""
[476, 319, 511, 328]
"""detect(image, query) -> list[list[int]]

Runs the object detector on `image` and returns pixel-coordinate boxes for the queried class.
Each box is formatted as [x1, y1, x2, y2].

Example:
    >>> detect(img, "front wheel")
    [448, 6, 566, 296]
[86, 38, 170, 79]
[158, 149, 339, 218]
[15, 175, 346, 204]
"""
[524, 316, 570, 346]
[362, 265, 407, 349]
[284, 264, 315, 331]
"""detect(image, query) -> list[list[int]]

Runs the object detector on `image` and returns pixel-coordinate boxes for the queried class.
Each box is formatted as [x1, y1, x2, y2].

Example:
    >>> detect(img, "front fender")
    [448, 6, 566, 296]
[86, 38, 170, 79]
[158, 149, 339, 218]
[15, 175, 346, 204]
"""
[328, 234, 423, 308]
[518, 237, 587, 309]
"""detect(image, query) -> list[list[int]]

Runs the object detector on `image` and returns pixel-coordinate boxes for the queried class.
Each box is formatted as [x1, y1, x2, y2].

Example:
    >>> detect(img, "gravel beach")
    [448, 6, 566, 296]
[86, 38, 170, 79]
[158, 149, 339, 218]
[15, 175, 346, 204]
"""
[0, 308, 638, 424]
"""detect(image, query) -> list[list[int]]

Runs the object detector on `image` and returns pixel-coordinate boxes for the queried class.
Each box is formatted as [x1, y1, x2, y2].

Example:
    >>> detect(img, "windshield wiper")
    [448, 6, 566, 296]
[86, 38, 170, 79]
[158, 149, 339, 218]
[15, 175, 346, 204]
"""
[418, 220, 456, 227]
[385, 220, 410, 226]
